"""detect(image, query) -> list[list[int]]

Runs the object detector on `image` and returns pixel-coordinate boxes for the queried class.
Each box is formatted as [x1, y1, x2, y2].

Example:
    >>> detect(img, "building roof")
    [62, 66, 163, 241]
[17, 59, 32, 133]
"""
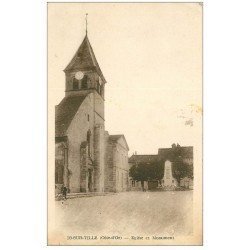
[109, 134, 129, 151]
[129, 146, 193, 164]
[64, 35, 106, 83]
[55, 94, 88, 137]
[109, 135, 123, 142]
[158, 146, 193, 161]
[129, 154, 159, 164]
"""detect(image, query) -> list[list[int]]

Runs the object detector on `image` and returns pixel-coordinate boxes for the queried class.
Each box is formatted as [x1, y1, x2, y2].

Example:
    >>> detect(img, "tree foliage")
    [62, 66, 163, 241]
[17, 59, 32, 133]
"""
[129, 162, 164, 181]
[171, 158, 193, 184]
[129, 144, 193, 185]
[171, 146, 193, 184]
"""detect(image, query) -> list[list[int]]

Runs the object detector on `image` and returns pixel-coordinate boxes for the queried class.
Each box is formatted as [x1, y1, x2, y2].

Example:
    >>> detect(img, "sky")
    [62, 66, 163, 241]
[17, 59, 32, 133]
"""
[48, 3, 202, 156]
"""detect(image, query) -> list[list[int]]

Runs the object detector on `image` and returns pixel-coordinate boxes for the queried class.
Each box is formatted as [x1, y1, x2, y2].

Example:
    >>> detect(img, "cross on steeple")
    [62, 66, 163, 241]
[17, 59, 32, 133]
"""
[64, 15, 106, 86]
[85, 13, 88, 35]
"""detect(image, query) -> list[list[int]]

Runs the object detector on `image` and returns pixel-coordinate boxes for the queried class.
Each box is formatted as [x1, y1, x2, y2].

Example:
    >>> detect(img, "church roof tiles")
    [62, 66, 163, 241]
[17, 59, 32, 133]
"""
[55, 94, 88, 137]
[64, 35, 106, 83]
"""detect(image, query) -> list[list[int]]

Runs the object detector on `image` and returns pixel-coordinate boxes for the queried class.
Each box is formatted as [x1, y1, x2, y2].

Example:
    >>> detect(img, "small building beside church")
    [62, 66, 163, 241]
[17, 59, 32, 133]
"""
[105, 133, 130, 192]
[55, 25, 129, 194]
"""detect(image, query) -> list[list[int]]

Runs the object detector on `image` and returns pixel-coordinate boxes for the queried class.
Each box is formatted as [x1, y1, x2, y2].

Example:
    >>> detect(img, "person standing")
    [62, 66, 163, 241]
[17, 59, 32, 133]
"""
[62, 186, 67, 200]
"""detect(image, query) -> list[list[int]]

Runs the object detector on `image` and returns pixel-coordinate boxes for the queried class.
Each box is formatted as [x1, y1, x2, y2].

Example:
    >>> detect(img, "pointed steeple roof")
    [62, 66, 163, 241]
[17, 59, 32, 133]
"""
[64, 35, 106, 83]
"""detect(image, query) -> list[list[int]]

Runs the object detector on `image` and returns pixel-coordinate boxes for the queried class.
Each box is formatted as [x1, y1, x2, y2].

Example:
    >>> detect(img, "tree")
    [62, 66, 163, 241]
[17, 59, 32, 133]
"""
[171, 158, 191, 185]
[171, 148, 193, 185]
[129, 162, 164, 181]
[129, 144, 193, 186]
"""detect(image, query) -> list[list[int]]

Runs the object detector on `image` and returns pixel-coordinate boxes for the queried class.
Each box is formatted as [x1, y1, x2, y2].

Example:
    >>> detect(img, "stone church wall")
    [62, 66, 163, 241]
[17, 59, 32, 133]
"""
[66, 94, 95, 193]
[104, 133, 115, 192]
[93, 124, 105, 192]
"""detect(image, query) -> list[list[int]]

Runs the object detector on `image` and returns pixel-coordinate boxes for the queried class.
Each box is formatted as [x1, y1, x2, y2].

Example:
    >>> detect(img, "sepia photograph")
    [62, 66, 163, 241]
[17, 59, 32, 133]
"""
[3, 1, 250, 250]
[47, 2, 202, 245]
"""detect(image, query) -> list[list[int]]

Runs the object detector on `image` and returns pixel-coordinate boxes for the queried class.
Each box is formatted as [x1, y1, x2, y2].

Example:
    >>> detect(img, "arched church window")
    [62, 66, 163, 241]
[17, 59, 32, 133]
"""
[73, 78, 78, 90]
[81, 75, 88, 89]
[87, 130, 91, 157]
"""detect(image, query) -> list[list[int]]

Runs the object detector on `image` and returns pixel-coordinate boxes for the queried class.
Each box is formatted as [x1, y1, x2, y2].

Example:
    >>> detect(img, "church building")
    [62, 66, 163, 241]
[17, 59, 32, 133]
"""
[55, 23, 129, 194]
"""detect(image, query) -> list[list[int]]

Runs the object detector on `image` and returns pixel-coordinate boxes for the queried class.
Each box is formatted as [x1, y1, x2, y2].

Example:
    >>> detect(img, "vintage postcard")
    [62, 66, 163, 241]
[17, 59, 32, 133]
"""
[48, 2, 202, 245]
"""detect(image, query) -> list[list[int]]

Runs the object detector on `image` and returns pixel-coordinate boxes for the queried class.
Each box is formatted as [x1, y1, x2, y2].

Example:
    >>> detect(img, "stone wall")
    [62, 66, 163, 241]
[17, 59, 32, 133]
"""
[104, 136, 129, 192]
[80, 144, 87, 192]
[129, 180, 148, 191]
[115, 141, 129, 192]
[66, 94, 95, 193]
[104, 133, 116, 192]
[55, 142, 68, 194]
[93, 124, 105, 192]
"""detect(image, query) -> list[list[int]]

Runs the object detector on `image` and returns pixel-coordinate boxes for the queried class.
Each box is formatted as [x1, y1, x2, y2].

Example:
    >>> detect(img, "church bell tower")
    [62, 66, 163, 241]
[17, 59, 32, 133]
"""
[63, 15, 106, 100]
[62, 15, 106, 192]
